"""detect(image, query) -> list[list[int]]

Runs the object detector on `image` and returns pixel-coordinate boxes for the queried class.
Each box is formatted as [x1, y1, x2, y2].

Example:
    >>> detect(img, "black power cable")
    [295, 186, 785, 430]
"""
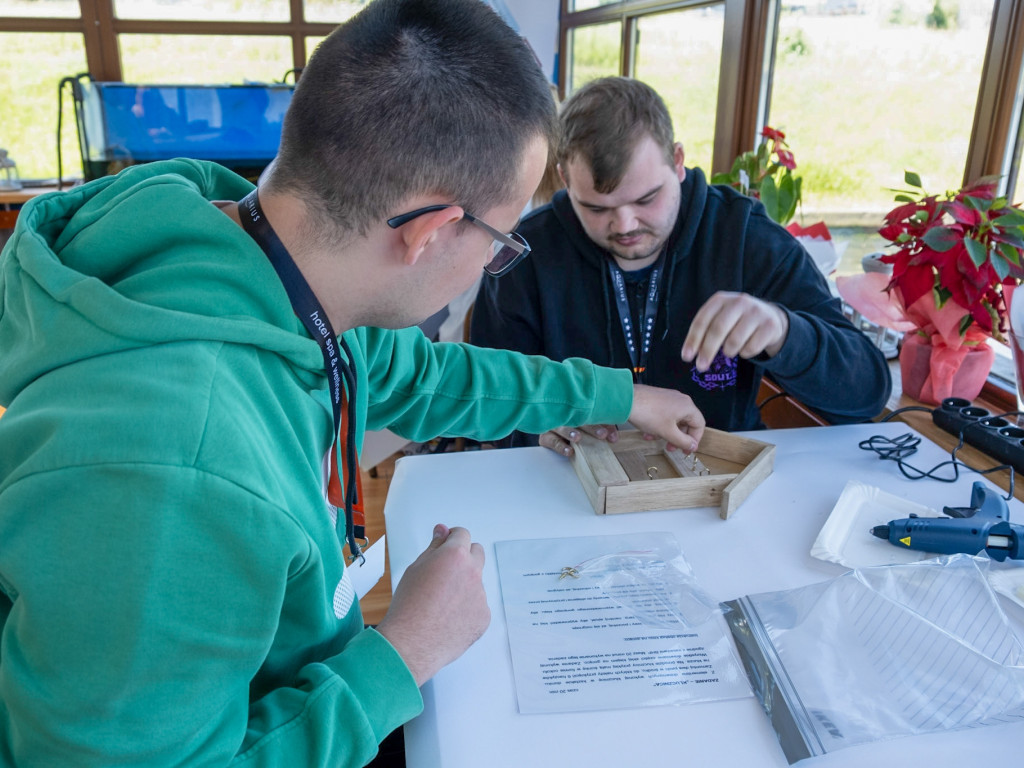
[859, 406, 1015, 500]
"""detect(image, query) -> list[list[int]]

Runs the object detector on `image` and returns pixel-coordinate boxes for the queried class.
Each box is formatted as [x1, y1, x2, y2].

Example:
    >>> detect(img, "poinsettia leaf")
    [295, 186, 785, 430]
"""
[776, 174, 798, 224]
[991, 229, 1024, 249]
[897, 264, 937, 308]
[759, 175, 780, 222]
[991, 251, 1012, 280]
[966, 194, 994, 212]
[964, 236, 988, 267]
[710, 172, 732, 185]
[921, 226, 959, 252]
[993, 209, 1024, 227]
[968, 302, 995, 337]
[884, 200, 922, 224]
[904, 170, 922, 189]
[945, 200, 981, 226]
[960, 178, 1000, 206]
[959, 313, 974, 336]
[998, 241, 1022, 265]
[894, 194, 917, 203]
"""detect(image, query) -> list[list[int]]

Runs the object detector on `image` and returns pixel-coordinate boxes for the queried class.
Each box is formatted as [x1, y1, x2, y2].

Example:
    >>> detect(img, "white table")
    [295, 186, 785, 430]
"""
[383, 423, 1024, 766]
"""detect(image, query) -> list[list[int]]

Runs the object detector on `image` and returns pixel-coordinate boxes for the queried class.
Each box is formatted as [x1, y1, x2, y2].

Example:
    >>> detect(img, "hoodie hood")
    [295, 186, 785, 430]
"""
[545, 166, 713, 350]
[0, 159, 323, 407]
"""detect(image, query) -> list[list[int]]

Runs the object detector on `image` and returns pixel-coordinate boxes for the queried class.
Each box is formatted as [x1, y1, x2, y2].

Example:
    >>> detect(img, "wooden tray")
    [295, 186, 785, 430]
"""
[568, 427, 775, 519]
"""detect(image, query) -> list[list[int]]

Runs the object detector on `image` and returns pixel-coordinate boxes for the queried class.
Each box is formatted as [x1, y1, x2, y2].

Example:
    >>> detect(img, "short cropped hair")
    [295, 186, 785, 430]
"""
[267, 0, 557, 237]
[557, 77, 675, 194]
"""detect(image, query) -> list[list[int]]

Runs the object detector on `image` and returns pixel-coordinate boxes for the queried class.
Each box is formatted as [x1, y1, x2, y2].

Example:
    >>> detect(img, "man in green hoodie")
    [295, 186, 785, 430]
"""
[0, 1, 704, 766]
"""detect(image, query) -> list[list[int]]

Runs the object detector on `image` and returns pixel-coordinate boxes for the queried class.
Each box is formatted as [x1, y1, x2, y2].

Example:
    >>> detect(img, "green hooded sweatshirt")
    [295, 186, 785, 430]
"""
[0, 159, 633, 766]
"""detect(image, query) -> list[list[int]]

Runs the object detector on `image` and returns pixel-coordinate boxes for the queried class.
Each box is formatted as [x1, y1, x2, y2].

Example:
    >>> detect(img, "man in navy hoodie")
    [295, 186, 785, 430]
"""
[471, 77, 891, 454]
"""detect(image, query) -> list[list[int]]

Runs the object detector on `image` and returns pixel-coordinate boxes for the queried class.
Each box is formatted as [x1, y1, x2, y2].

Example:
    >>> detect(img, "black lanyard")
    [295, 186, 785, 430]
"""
[607, 251, 666, 382]
[238, 189, 364, 562]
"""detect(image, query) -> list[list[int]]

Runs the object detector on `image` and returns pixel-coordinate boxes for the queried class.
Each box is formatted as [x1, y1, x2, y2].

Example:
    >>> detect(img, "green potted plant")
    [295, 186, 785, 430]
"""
[711, 126, 801, 226]
[713, 127, 840, 275]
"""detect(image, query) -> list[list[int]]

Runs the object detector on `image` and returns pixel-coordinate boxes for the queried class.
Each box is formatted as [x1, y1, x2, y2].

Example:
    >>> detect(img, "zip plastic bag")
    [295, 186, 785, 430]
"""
[723, 554, 1024, 763]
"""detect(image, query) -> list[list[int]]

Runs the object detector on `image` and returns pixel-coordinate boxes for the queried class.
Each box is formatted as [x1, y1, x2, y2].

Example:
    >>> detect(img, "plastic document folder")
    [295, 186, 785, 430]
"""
[722, 554, 1024, 764]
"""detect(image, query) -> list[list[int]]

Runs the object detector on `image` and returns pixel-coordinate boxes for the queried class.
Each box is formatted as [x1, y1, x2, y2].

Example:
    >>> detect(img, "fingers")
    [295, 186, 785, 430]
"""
[379, 524, 490, 686]
[682, 292, 788, 371]
[628, 384, 706, 454]
[580, 424, 618, 442]
[428, 523, 451, 549]
[538, 429, 576, 457]
[538, 424, 619, 457]
[438, 526, 485, 565]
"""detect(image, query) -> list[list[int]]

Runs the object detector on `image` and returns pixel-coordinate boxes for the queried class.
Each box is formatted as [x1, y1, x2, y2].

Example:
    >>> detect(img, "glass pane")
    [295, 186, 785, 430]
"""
[569, 21, 621, 94]
[0, 32, 86, 181]
[570, 0, 621, 10]
[635, 6, 723, 175]
[767, 3, 995, 276]
[304, 0, 369, 24]
[120, 35, 293, 85]
[0, 0, 78, 18]
[305, 36, 328, 64]
[114, 0, 288, 22]
[1008, 72, 1024, 206]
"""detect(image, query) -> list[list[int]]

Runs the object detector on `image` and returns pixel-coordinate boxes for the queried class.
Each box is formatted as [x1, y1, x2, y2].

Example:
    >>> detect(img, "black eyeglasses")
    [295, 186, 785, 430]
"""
[386, 204, 531, 277]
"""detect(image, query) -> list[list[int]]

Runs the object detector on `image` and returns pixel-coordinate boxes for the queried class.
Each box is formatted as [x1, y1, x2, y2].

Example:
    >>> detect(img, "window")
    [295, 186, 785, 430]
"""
[1005, 67, 1024, 205]
[561, 0, 1024, 279]
[568, 21, 622, 93]
[561, 0, 1024, 400]
[0, 0, 77, 17]
[112, 0, 289, 22]
[634, 6, 725, 173]
[766, 2, 996, 274]
[305, 0, 365, 24]
[119, 35, 294, 84]
[0, 31, 87, 180]
[0, 0, 359, 183]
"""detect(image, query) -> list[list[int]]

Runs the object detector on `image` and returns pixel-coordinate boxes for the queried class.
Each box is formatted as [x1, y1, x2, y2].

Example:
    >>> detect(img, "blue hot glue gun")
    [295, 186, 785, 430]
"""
[870, 481, 1024, 561]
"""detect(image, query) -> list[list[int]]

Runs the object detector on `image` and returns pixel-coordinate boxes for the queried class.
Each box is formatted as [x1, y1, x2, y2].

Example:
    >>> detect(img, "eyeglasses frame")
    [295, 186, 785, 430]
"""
[386, 204, 530, 277]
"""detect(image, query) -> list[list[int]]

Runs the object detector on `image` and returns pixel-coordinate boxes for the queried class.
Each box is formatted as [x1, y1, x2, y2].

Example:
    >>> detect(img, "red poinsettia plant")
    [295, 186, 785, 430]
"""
[711, 126, 802, 225]
[878, 171, 1024, 343]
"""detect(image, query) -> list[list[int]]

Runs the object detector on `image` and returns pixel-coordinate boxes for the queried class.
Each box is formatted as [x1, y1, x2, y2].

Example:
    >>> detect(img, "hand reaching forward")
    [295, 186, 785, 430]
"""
[376, 524, 489, 687]
[538, 384, 705, 457]
[681, 291, 789, 372]
[627, 383, 705, 452]
[538, 423, 619, 458]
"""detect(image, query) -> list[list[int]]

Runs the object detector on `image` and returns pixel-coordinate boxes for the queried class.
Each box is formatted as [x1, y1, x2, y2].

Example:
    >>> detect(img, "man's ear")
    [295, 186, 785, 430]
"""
[556, 163, 568, 189]
[397, 206, 464, 266]
[673, 142, 686, 183]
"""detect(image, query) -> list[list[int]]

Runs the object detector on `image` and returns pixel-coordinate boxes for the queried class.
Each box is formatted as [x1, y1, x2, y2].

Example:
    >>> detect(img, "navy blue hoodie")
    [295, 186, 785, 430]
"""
[470, 167, 891, 439]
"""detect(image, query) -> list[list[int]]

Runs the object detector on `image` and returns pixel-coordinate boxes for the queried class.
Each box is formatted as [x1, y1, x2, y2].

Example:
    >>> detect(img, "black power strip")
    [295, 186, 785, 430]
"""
[931, 398, 1024, 474]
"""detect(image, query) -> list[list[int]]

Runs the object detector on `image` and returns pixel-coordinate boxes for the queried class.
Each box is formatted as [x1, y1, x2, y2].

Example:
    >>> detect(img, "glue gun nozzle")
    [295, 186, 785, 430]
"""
[871, 525, 890, 540]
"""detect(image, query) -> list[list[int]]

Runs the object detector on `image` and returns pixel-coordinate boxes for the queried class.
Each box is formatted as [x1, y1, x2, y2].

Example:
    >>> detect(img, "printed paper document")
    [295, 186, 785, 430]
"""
[494, 532, 751, 714]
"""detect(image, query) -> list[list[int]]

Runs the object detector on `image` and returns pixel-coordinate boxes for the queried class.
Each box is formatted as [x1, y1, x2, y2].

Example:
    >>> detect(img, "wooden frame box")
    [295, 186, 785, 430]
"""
[568, 427, 775, 519]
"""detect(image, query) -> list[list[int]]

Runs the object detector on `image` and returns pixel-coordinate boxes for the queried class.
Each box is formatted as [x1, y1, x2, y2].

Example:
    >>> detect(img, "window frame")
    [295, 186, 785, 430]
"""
[0, 0, 339, 83]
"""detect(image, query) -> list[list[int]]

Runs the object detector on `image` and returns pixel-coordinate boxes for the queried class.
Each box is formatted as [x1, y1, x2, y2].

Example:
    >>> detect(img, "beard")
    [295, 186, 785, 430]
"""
[605, 229, 668, 264]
